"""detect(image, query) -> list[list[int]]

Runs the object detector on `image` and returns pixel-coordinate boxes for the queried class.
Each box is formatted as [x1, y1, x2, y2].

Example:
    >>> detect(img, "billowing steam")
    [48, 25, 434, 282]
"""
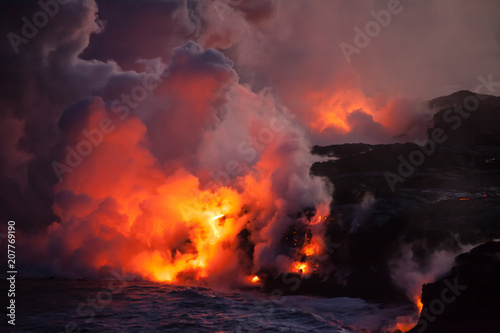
[34, 41, 331, 286]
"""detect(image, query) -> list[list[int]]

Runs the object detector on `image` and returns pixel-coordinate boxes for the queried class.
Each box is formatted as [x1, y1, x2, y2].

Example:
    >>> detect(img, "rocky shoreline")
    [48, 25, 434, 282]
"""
[257, 91, 500, 330]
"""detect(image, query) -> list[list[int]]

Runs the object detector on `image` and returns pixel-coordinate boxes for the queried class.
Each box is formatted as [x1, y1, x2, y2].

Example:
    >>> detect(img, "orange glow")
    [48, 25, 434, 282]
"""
[49, 102, 331, 285]
[393, 320, 417, 332]
[303, 243, 316, 256]
[54, 131, 247, 284]
[291, 261, 310, 274]
[307, 88, 378, 133]
[390, 296, 422, 332]
[302, 237, 324, 258]
[296, 84, 402, 138]
[417, 297, 424, 314]
[209, 214, 225, 238]
[48, 70, 332, 288]
[126, 183, 245, 283]
[309, 215, 323, 225]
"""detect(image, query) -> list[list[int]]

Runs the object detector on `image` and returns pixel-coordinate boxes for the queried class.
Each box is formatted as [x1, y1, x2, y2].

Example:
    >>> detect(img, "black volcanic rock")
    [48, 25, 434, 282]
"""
[408, 242, 500, 333]
[283, 91, 500, 308]
[429, 90, 500, 148]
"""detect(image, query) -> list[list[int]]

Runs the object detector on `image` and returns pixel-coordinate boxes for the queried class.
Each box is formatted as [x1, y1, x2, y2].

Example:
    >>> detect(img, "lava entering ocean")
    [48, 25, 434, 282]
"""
[41, 43, 333, 288]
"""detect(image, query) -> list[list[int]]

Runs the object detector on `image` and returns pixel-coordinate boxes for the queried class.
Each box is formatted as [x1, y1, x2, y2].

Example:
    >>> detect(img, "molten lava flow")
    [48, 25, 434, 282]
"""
[53, 157, 248, 284]
[209, 214, 225, 238]
[309, 215, 327, 226]
[303, 243, 316, 257]
[301, 236, 325, 258]
[251, 275, 260, 283]
[134, 186, 245, 283]
[291, 261, 310, 274]
[389, 296, 422, 332]
[416, 297, 423, 314]
[393, 320, 417, 332]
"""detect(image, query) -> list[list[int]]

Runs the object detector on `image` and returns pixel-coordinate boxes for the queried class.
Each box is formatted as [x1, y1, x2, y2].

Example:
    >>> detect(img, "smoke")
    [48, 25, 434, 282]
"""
[1, 0, 332, 284]
[385, 242, 475, 331]
[217, 0, 500, 143]
[390, 242, 475, 307]
[41, 43, 333, 283]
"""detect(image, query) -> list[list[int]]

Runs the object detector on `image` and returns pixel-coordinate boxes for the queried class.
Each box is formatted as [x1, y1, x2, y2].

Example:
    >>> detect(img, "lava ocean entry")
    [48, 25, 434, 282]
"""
[2, 0, 500, 332]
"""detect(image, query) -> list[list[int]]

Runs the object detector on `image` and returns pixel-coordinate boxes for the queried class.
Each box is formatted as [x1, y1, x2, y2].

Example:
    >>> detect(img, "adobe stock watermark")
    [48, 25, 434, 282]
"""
[339, 0, 410, 64]
[6, 0, 90, 54]
[414, 277, 467, 332]
[385, 74, 500, 192]
[64, 269, 133, 333]
[51, 63, 164, 183]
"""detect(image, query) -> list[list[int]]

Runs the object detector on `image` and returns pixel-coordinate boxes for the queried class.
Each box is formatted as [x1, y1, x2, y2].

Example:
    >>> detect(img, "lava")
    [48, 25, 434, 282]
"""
[291, 261, 310, 274]
[303, 243, 316, 257]
[43, 41, 336, 289]
[393, 320, 417, 332]
[301, 236, 327, 258]
[388, 295, 423, 332]
[416, 297, 423, 314]
[209, 214, 225, 238]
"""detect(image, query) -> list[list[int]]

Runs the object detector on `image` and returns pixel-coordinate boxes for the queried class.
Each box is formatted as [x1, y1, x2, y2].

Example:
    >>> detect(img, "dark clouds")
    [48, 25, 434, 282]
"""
[81, 0, 193, 71]
[0, 0, 107, 232]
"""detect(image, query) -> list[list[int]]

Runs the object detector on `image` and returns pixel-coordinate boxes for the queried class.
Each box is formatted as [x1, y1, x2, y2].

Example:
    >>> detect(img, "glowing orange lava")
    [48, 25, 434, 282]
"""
[120, 178, 245, 283]
[291, 261, 310, 274]
[209, 214, 225, 238]
[302, 238, 324, 257]
[417, 297, 423, 314]
[394, 321, 417, 332]
[390, 296, 422, 332]
[48, 81, 333, 287]
[309, 215, 325, 226]
[303, 243, 316, 257]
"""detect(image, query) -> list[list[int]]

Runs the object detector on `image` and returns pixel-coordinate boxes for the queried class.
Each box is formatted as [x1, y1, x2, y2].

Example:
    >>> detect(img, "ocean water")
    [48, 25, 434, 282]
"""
[2, 279, 413, 332]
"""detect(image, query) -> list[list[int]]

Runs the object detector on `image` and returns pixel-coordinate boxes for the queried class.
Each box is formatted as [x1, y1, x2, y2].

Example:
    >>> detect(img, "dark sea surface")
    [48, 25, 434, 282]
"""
[1, 279, 413, 333]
